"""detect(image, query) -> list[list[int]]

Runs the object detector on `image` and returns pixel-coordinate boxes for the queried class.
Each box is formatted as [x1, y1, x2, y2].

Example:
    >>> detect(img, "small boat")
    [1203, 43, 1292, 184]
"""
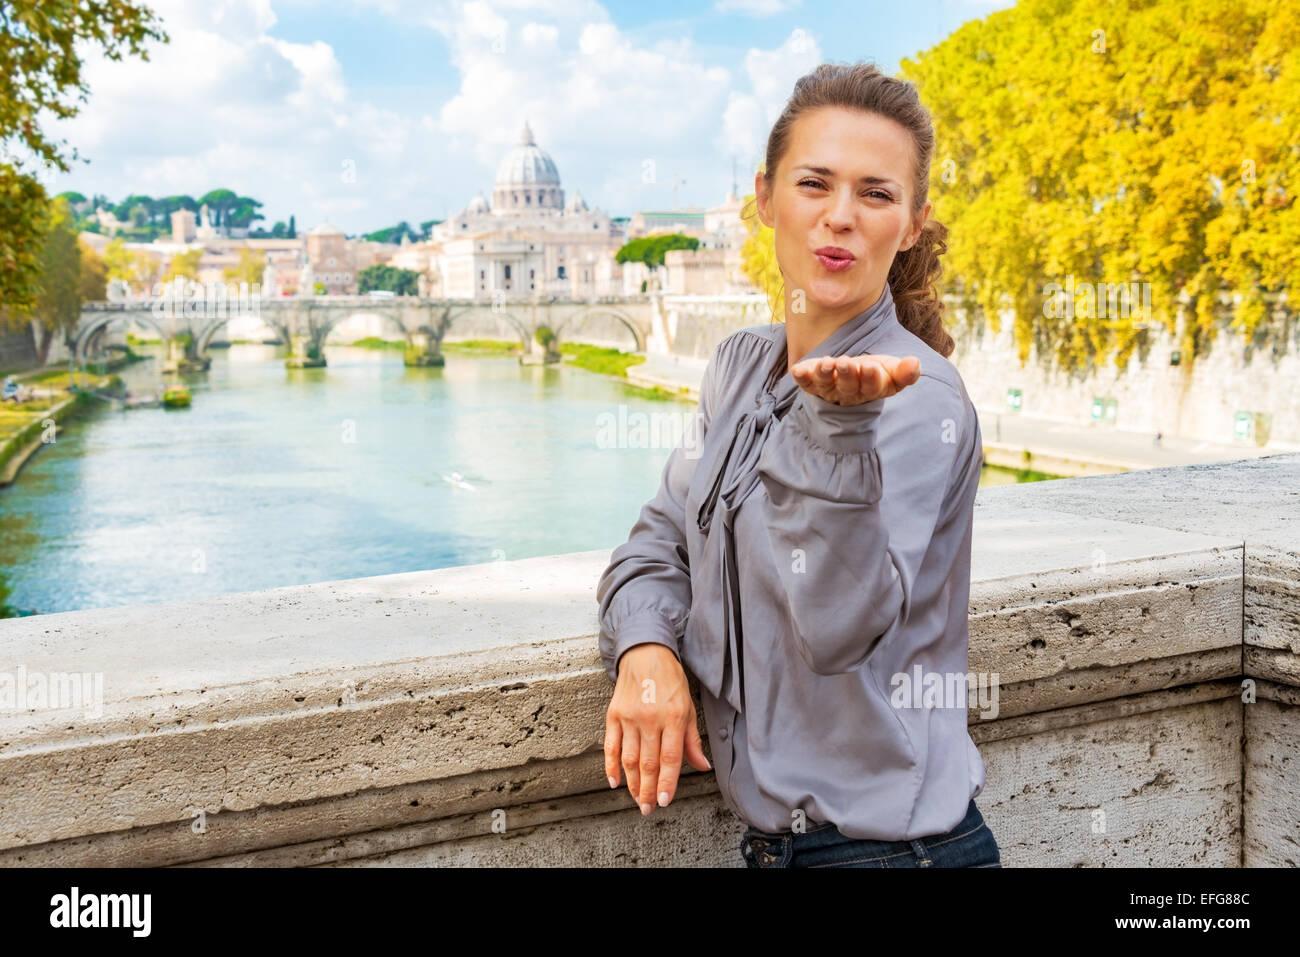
[162, 384, 192, 408]
[441, 470, 476, 491]
[121, 389, 162, 409]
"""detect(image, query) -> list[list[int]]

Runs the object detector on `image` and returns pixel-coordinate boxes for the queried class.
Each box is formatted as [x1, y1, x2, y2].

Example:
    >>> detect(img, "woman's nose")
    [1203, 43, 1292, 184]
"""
[824, 188, 855, 229]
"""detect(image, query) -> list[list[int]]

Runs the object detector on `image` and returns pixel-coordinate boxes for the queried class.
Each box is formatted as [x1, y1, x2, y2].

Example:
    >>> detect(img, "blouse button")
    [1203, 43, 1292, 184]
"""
[718, 726, 729, 740]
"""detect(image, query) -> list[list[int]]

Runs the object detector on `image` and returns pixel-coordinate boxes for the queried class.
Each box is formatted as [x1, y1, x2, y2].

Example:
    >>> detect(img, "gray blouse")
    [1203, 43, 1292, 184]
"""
[596, 282, 987, 841]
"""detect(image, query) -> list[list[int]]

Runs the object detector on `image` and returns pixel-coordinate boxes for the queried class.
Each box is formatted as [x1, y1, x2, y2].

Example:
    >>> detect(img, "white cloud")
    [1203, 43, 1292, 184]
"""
[720, 30, 824, 175]
[47, 0, 820, 229]
[48, 0, 424, 230]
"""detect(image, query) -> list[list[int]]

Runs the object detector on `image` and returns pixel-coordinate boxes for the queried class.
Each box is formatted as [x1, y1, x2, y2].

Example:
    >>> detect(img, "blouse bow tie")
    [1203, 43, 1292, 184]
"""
[685, 284, 898, 715]
[690, 386, 799, 714]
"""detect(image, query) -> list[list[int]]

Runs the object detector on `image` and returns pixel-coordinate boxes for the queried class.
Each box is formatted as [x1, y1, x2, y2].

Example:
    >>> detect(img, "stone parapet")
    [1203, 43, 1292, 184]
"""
[1, 455, 1295, 866]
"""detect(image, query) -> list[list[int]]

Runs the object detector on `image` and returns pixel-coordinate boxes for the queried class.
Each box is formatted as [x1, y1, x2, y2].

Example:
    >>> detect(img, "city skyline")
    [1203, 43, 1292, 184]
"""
[44, 0, 1012, 236]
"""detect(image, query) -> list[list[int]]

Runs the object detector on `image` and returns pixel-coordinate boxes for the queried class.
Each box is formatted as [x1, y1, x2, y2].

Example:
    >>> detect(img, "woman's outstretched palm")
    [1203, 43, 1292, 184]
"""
[791, 353, 921, 406]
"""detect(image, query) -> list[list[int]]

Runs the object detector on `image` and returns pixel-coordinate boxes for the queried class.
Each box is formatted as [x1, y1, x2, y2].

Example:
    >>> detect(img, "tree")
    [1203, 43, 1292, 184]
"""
[132, 249, 160, 290]
[102, 237, 135, 282]
[737, 188, 784, 321]
[270, 221, 287, 238]
[616, 233, 699, 269]
[57, 190, 88, 211]
[223, 247, 264, 286]
[227, 196, 264, 230]
[0, 163, 50, 326]
[78, 239, 107, 302]
[0, 0, 167, 318]
[198, 188, 238, 229]
[288, 215, 296, 239]
[898, 0, 1299, 372]
[358, 263, 419, 295]
[31, 198, 82, 365]
[162, 248, 202, 281]
[102, 236, 158, 293]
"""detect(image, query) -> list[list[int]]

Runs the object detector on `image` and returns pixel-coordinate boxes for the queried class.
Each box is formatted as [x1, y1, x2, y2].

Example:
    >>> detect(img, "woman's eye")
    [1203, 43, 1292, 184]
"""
[799, 179, 891, 201]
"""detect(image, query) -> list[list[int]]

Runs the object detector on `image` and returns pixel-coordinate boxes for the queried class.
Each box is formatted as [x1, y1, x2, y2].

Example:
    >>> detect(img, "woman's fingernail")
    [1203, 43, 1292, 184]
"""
[703, 756, 712, 770]
[640, 802, 652, 815]
[608, 776, 618, 789]
[658, 791, 670, 807]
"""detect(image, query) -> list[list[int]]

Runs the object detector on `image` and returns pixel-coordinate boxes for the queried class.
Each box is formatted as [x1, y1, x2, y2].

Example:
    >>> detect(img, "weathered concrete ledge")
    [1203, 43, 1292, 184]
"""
[0, 454, 1295, 867]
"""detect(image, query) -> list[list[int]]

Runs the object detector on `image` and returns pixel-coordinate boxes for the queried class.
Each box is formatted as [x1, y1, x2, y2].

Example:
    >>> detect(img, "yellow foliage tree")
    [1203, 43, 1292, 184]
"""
[102, 237, 134, 282]
[78, 239, 107, 301]
[897, 0, 1297, 372]
[163, 248, 202, 282]
[738, 185, 785, 323]
[224, 247, 265, 287]
[102, 237, 160, 293]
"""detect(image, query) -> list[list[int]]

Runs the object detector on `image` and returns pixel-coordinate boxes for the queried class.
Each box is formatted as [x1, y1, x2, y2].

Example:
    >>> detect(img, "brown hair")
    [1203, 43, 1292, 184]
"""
[744, 61, 954, 358]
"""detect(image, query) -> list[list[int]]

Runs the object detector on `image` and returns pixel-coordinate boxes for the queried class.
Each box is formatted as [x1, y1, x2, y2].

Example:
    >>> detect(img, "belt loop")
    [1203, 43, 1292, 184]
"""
[910, 838, 933, 867]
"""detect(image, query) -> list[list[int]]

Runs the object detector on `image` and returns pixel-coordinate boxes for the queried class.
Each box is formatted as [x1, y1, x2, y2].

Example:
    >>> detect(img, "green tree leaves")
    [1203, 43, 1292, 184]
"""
[0, 0, 166, 317]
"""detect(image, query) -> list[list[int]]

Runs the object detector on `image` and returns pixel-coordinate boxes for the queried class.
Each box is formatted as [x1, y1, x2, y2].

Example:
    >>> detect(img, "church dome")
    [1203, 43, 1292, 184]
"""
[494, 121, 561, 187]
[467, 190, 490, 214]
[492, 120, 564, 213]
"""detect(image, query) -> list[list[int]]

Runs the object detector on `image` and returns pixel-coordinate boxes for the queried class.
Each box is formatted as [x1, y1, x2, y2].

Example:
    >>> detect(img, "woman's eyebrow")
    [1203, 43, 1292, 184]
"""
[793, 165, 901, 189]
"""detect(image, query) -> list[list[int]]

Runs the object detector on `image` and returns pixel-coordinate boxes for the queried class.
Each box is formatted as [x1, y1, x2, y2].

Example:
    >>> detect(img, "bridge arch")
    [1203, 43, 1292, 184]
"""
[72, 309, 167, 362]
[553, 306, 645, 353]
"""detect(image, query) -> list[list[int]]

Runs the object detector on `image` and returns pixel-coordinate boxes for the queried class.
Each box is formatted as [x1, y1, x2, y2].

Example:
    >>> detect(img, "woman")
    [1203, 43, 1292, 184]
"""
[596, 61, 1000, 868]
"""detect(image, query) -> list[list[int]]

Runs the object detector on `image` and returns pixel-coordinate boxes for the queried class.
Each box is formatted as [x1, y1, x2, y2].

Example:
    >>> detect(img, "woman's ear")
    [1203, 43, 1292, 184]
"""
[755, 171, 774, 229]
[899, 201, 932, 251]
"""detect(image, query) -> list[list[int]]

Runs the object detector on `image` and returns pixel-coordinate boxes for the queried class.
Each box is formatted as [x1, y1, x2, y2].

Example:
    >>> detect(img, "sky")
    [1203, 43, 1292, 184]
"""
[44, 0, 1014, 236]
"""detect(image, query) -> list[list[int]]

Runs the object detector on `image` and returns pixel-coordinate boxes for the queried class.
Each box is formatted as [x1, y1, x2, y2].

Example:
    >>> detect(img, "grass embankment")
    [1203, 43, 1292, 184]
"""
[557, 343, 686, 401]
[0, 369, 122, 485]
[348, 337, 685, 401]
[350, 337, 407, 351]
[979, 463, 1061, 485]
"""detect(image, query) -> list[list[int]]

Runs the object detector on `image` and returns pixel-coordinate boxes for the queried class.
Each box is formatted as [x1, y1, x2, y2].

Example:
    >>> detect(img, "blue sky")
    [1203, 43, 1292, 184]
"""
[48, 0, 1012, 235]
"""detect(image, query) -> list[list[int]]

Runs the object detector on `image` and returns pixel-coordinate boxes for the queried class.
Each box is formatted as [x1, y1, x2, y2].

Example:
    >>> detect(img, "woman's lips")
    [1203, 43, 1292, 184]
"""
[815, 251, 854, 272]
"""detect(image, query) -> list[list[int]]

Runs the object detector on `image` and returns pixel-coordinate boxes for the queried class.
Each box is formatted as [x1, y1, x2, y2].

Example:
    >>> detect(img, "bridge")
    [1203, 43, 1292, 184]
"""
[74, 294, 662, 371]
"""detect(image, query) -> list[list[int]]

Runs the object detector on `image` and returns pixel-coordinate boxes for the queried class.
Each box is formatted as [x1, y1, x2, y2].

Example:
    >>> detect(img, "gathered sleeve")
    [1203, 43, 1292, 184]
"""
[595, 344, 723, 685]
[755, 373, 972, 675]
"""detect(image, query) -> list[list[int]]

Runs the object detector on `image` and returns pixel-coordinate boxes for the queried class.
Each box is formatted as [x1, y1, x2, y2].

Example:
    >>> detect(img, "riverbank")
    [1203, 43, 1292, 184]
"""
[0, 358, 139, 487]
[349, 336, 692, 402]
[1, 388, 94, 487]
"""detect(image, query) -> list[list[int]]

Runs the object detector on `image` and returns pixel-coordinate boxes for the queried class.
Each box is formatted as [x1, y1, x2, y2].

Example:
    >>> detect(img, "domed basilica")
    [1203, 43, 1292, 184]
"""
[423, 120, 623, 299]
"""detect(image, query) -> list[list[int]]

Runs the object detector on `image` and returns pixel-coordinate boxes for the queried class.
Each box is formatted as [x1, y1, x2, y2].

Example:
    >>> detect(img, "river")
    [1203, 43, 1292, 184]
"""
[0, 343, 1016, 615]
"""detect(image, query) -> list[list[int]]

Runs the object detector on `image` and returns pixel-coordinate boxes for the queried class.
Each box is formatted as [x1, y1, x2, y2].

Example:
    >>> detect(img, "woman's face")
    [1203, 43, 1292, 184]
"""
[756, 105, 930, 320]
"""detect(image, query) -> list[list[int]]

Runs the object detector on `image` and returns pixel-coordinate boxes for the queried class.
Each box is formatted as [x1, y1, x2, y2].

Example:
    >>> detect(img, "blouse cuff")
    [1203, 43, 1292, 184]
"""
[606, 609, 682, 682]
[787, 389, 886, 454]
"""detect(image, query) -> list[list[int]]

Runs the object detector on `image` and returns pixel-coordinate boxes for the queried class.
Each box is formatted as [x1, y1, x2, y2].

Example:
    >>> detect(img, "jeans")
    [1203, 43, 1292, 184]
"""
[740, 798, 1002, 868]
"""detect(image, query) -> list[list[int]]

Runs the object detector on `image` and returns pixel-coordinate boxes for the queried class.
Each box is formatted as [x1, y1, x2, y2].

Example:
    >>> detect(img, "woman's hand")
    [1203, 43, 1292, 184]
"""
[605, 643, 712, 815]
[791, 353, 921, 406]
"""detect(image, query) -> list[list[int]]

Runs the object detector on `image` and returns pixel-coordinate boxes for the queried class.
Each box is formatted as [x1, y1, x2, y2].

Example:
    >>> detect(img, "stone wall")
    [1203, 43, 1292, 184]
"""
[0, 455, 1295, 867]
[0, 322, 36, 372]
[949, 303, 1300, 447]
